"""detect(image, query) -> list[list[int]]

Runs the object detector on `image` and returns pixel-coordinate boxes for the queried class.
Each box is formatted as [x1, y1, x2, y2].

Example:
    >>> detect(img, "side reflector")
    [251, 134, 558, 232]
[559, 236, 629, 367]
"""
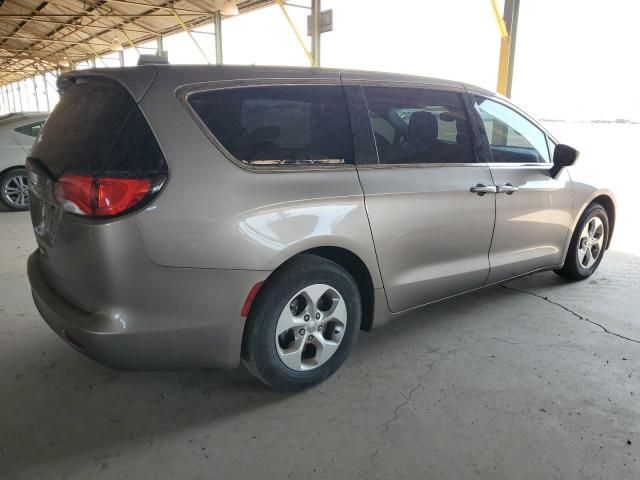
[241, 281, 264, 317]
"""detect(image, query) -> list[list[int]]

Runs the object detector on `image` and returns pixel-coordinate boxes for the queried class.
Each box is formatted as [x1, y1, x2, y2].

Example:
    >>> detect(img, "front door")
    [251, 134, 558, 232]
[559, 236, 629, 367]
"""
[472, 95, 573, 283]
[350, 84, 496, 313]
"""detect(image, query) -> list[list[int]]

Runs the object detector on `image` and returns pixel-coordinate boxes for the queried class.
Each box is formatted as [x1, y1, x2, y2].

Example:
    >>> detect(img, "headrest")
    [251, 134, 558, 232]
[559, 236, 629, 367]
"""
[408, 111, 438, 143]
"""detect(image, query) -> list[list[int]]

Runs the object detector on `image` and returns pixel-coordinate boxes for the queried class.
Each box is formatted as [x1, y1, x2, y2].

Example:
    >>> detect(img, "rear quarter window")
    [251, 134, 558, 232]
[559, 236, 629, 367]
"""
[31, 77, 166, 177]
[187, 85, 354, 166]
[14, 120, 45, 138]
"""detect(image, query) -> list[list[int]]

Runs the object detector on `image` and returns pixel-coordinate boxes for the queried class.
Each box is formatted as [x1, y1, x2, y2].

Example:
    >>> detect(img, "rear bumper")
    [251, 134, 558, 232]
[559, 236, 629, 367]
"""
[27, 251, 269, 370]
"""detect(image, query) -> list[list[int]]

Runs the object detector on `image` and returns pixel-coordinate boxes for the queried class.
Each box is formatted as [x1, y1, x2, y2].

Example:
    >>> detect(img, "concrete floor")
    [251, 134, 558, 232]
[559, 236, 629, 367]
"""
[1, 206, 638, 479]
[2, 121, 640, 479]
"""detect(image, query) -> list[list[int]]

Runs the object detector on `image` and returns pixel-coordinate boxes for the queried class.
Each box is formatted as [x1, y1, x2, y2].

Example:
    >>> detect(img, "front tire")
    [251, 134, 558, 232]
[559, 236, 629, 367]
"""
[0, 167, 30, 211]
[555, 203, 609, 280]
[242, 254, 361, 392]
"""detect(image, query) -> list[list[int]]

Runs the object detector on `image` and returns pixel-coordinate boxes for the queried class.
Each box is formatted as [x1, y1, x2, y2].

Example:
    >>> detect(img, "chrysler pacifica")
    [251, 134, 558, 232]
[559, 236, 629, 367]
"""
[26, 66, 615, 391]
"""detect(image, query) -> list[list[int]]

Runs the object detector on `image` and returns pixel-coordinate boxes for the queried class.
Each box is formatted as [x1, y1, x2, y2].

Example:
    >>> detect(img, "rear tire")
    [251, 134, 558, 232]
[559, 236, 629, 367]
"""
[0, 167, 30, 211]
[555, 203, 609, 280]
[242, 254, 361, 392]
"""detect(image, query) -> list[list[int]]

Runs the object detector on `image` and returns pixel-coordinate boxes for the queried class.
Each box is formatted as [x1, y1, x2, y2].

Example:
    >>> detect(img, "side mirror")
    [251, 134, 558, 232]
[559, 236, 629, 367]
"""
[550, 143, 579, 177]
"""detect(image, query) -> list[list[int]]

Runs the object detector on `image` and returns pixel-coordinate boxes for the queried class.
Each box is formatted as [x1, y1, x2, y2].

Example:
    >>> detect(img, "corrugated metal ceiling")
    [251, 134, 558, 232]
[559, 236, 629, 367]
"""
[0, 0, 274, 85]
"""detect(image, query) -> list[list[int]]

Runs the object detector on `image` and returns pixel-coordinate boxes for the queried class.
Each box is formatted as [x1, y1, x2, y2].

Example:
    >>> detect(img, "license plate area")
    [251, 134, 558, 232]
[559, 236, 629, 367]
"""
[33, 200, 62, 247]
[26, 158, 62, 247]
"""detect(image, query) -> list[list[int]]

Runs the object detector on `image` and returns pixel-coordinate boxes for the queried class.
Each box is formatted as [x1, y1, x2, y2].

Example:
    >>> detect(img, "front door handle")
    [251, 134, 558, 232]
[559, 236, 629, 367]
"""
[496, 183, 519, 195]
[470, 184, 497, 196]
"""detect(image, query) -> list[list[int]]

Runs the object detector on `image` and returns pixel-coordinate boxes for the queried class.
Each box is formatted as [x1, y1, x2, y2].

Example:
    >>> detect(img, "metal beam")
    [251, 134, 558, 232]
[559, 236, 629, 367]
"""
[505, 0, 520, 97]
[172, 9, 210, 63]
[32, 76, 40, 111]
[310, 0, 320, 67]
[101, 0, 211, 15]
[0, 34, 111, 47]
[214, 12, 223, 65]
[156, 34, 164, 56]
[274, 0, 313, 65]
[0, 13, 203, 18]
[42, 73, 50, 111]
[15, 83, 23, 112]
[0, 16, 151, 34]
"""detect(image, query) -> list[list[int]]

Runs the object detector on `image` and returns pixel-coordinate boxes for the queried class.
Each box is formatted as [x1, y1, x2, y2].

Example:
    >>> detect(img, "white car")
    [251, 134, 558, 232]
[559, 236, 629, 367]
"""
[1, 112, 47, 210]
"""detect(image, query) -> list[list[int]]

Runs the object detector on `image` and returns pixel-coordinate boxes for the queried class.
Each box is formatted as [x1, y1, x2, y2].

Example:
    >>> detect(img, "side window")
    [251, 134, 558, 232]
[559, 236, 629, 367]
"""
[362, 86, 475, 164]
[475, 96, 550, 163]
[14, 120, 45, 138]
[188, 85, 354, 166]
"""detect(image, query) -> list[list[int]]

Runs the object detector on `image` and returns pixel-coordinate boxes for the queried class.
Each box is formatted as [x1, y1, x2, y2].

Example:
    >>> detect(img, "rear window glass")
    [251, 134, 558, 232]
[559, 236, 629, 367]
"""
[31, 77, 165, 177]
[187, 85, 354, 166]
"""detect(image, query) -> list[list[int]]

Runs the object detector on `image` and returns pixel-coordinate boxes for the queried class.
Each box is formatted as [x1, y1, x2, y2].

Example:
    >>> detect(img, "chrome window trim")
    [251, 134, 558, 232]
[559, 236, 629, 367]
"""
[487, 162, 553, 169]
[355, 162, 553, 171]
[356, 162, 490, 170]
[177, 78, 357, 174]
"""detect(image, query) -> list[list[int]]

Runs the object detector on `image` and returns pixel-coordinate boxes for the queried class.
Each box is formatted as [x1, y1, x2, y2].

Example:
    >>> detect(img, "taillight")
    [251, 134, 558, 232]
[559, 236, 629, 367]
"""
[54, 174, 163, 218]
[95, 178, 152, 217]
[54, 175, 93, 216]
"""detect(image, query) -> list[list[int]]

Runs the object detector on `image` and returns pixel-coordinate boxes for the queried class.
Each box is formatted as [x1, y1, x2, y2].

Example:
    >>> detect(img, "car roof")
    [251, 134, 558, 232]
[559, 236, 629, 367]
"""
[61, 64, 495, 99]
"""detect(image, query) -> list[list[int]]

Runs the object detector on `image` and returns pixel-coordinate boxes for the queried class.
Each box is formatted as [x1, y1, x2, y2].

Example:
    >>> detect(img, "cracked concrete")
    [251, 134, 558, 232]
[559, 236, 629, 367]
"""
[1, 206, 639, 479]
[501, 285, 640, 345]
[381, 349, 457, 437]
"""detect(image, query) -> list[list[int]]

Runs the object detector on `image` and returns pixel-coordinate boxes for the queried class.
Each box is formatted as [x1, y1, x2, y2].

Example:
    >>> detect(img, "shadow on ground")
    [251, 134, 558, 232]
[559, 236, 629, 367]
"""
[2, 241, 639, 478]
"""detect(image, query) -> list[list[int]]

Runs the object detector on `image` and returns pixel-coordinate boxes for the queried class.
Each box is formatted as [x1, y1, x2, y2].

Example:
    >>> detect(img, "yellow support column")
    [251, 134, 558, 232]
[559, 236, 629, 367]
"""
[491, 0, 520, 97]
[490, 0, 510, 95]
[496, 36, 510, 96]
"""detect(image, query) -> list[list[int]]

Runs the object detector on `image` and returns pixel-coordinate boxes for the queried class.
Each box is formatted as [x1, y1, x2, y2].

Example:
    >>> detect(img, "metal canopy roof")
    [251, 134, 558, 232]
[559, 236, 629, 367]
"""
[0, 0, 274, 86]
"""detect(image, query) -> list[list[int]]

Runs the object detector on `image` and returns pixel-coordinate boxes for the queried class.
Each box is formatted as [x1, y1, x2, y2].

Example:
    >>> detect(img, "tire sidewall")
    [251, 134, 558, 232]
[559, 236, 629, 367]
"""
[244, 256, 361, 391]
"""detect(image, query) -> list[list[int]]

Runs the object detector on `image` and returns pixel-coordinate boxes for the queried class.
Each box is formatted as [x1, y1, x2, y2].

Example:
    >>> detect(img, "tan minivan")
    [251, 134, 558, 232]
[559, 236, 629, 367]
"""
[26, 65, 615, 391]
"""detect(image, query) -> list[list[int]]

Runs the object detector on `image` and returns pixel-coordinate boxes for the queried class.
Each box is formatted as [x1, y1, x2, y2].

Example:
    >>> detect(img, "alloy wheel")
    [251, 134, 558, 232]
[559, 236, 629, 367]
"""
[578, 216, 604, 269]
[275, 284, 347, 371]
[2, 173, 29, 209]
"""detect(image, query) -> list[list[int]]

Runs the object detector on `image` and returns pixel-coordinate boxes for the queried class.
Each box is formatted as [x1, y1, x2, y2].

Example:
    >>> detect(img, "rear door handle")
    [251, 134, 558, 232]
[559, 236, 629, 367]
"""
[470, 184, 497, 196]
[496, 183, 519, 195]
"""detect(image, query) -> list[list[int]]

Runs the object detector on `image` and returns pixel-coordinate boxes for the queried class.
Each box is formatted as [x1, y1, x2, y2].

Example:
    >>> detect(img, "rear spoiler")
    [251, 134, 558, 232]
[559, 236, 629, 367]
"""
[57, 66, 158, 103]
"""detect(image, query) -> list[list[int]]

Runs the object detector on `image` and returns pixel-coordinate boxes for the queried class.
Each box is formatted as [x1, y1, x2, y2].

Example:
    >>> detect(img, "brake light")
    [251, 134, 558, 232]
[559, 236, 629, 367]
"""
[54, 174, 159, 218]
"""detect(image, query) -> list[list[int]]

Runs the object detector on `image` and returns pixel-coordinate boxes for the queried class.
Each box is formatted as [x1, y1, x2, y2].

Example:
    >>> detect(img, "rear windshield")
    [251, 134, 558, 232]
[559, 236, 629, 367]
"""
[187, 85, 354, 166]
[31, 77, 165, 177]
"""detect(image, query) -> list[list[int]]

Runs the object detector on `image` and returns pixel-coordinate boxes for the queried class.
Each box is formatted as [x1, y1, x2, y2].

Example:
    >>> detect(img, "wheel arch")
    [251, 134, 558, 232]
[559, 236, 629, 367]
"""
[303, 246, 375, 331]
[591, 194, 615, 249]
[250, 246, 377, 332]
[0, 164, 27, 177]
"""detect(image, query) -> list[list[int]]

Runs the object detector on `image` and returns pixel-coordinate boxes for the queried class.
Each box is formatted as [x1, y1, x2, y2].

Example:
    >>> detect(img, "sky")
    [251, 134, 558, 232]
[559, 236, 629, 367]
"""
[3, 0, 639, 121]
